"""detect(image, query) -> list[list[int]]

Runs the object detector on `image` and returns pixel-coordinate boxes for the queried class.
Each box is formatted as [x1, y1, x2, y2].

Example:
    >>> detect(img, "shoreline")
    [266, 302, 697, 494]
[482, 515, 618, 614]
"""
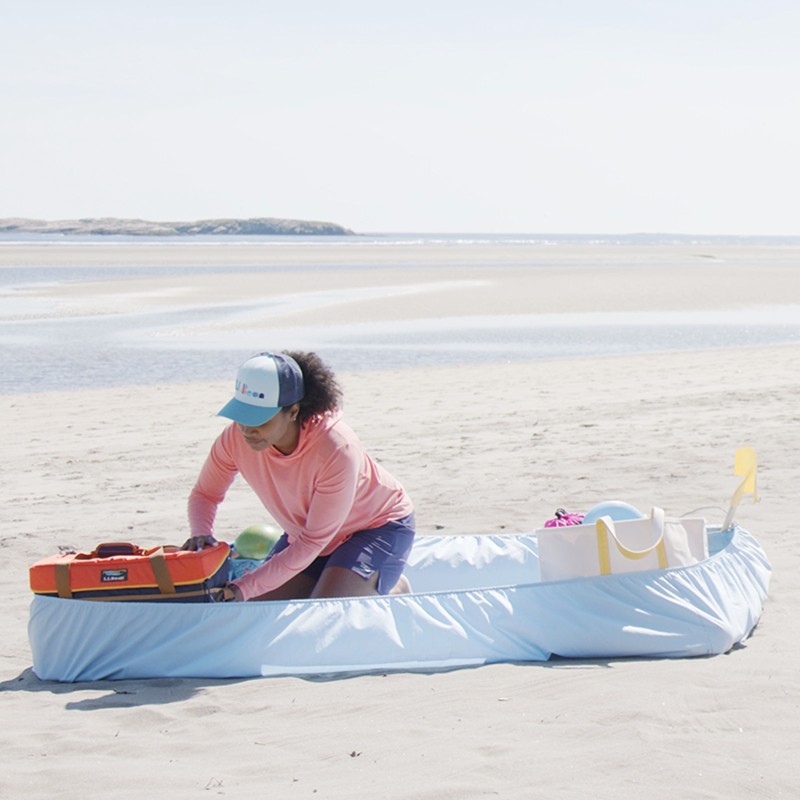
[2, 238, 800, 265]
[2, 242, 799, 321]
[1, 241, 799, 393]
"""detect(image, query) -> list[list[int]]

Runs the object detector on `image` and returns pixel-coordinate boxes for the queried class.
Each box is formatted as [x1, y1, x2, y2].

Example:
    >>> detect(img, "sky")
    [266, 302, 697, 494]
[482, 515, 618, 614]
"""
[1, 1, 798, 234]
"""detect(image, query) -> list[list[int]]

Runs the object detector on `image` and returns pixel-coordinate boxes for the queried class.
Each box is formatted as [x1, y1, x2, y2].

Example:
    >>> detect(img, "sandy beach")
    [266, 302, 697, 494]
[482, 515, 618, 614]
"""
[2, 241, 799, 798]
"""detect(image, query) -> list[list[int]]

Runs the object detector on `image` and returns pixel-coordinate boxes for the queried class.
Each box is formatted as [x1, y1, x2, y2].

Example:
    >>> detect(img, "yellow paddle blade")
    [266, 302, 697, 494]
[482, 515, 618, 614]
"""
[732, 446, 759, 505]
[722, 446, 759, 529]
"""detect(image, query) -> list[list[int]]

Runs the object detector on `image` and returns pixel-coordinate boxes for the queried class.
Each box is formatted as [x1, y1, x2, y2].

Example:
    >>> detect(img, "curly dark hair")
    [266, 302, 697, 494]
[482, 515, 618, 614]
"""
[283, 351, 343, 425]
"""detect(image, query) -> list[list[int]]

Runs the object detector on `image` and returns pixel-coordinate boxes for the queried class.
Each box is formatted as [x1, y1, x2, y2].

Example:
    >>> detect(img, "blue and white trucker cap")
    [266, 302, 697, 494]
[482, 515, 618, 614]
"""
[217, 353, 304, 427]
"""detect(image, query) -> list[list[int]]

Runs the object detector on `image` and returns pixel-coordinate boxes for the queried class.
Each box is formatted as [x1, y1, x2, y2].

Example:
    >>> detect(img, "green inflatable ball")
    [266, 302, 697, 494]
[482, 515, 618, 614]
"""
[234, 523, 282, 560]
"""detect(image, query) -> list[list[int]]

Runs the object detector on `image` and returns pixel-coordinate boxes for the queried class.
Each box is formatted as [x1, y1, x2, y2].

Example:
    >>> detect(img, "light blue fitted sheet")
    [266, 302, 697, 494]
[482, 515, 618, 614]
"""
[28, 526, 770, 682]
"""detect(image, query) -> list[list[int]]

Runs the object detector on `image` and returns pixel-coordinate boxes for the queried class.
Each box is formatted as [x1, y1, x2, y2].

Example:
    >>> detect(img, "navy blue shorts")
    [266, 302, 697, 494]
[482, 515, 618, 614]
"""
[269, 514, 415, 594]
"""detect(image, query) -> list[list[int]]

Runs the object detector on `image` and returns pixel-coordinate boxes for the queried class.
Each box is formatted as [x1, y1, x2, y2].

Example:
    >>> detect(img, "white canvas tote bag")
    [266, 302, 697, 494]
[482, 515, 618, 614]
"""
[537, 507, 708, 582]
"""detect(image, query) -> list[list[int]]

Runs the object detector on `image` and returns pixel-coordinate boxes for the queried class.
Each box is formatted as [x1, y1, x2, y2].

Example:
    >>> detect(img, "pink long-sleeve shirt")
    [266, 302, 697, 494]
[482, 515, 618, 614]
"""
[188, 412, 413, 600]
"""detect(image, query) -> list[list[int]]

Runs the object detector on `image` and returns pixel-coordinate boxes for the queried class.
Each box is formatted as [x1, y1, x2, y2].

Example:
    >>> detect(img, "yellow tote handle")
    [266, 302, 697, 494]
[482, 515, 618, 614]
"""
[596, 508, 668, 575]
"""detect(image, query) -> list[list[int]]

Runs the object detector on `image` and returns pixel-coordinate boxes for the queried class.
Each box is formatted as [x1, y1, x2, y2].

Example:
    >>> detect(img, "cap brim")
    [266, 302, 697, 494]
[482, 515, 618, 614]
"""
[217, 397, 281, 426]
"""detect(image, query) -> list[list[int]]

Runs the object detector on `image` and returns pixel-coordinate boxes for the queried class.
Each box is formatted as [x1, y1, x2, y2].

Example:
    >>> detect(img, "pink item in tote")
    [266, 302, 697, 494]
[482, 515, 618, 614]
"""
[544, 508, 585, 527]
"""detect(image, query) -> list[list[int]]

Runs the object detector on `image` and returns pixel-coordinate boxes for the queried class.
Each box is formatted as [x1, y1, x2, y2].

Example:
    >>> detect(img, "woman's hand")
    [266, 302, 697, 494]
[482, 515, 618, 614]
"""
[182, 534, 218, 551]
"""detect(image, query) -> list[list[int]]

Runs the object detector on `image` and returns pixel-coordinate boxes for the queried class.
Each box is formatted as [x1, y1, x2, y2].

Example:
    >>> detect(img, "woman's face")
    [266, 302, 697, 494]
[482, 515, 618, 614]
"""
[238, 405, 300, 454]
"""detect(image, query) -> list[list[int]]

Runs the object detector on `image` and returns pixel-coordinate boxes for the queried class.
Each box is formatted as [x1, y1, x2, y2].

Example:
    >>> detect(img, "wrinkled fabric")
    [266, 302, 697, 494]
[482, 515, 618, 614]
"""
[28, 526, 770, 682]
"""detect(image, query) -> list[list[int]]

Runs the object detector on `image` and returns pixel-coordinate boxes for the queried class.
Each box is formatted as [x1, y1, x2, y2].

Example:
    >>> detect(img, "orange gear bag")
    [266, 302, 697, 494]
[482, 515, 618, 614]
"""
[29, 542, 231, 602]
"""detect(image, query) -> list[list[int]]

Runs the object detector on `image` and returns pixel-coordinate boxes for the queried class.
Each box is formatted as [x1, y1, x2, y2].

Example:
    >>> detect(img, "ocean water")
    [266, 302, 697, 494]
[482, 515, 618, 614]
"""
[2, 232, 799, 393]
[3, 231, 800, 247]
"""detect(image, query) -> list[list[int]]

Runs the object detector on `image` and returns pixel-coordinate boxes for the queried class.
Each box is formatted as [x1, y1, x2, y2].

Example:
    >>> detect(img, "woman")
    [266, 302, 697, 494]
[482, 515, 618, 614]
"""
[183, 351, 415, 602]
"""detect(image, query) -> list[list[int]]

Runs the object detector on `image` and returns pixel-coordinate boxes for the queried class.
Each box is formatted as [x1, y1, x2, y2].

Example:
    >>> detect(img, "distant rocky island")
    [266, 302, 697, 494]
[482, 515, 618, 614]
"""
[0, 216, 354, 236]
